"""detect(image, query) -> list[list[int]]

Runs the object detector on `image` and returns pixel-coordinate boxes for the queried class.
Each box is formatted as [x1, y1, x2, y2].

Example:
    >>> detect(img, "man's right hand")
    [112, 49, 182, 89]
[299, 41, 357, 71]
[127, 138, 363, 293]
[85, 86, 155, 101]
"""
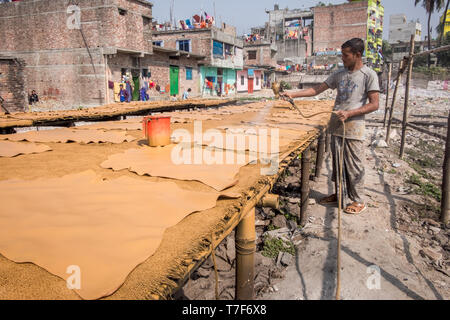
[280, 92, 294, 100]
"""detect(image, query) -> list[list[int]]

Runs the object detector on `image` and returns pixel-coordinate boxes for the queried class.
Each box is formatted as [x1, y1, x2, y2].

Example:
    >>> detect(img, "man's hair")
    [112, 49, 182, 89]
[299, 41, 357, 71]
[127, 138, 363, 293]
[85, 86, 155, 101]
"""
[188, 88, 192, 92]
[342, 38, 365, 56]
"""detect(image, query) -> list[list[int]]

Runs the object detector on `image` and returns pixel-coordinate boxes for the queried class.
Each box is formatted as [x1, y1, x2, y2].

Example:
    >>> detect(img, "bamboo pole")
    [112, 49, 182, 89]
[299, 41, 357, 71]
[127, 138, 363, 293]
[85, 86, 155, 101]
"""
[383, 63, 392, 128]
[314, 133, 326, 180]
[386, 59, 405, 144]
[235, 207, 256, 300]
[300, 146, 312, 226]
[399, 35, 415, 159]
[257, 194, 280, 209]
[325, 129, 330, 154]
[413, 44, 450, 57]
[441, 113, 450, 225]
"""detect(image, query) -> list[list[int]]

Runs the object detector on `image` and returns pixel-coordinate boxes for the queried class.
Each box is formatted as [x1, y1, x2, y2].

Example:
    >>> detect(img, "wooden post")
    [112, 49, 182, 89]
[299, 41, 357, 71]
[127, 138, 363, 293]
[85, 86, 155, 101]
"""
[235, 207, 256, 300]
[399, 35, 415, 159]
[441, 113, 450, 225]
[104, 54, 110, 104]
[300, 146, 312, 226]
[325, 129, 330, 153]
[314, 133, 326, 180]
[383, 63, 392, 128]
[386, 59, 405, 144]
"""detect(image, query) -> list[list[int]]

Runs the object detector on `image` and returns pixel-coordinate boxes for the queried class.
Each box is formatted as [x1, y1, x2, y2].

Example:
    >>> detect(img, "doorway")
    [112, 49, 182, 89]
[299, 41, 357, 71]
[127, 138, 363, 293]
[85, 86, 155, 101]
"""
[170, 65, 179, 96]
[248, 78, 254, 93]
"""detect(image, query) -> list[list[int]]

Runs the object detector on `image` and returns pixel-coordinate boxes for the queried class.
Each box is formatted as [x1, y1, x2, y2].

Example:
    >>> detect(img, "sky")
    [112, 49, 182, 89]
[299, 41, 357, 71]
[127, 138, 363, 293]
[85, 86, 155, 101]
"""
[151, 0, 446, 40]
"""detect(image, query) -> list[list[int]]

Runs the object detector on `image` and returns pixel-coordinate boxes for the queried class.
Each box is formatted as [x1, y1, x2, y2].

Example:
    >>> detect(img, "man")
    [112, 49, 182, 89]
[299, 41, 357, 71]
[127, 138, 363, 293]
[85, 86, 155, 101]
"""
[281, 38, 380, 215]
[28, 90, 39, 105]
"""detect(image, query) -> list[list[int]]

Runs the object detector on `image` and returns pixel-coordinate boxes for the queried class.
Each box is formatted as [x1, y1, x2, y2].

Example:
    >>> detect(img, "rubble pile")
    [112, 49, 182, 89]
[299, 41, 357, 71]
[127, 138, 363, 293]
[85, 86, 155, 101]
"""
[175, 156, 311, 300]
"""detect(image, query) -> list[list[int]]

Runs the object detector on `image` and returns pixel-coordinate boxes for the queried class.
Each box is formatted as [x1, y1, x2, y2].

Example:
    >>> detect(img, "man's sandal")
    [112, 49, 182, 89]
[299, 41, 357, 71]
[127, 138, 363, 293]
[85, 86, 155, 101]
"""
[344, 202, 367, 215]
[319, 194, 338, 205]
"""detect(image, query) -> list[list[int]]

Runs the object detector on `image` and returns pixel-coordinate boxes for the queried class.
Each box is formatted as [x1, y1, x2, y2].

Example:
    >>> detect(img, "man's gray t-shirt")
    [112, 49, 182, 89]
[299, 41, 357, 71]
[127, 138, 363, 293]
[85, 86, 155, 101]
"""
[325, 65, 380, 140]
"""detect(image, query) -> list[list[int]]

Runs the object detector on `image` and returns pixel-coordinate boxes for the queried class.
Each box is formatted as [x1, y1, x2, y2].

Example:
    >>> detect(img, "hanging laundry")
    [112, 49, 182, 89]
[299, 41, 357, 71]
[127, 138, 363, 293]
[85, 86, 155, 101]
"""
[108, 81, 114, 89]
[132, 77, 140, 101]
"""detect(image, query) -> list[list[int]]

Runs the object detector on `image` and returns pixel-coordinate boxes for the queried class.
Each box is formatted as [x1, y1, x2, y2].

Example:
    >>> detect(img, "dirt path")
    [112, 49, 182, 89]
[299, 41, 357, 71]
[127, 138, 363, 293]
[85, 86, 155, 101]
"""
[260, 126, 449, 300]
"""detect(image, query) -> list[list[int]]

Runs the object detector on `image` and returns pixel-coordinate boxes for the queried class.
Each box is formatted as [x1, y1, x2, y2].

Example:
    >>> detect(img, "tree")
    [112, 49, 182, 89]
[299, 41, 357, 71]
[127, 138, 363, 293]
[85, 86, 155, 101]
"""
[382, 40, 393, 61]
[414, 0, 445, 68]
[438, 0, 450, 45]
[436, 32, 450, 66]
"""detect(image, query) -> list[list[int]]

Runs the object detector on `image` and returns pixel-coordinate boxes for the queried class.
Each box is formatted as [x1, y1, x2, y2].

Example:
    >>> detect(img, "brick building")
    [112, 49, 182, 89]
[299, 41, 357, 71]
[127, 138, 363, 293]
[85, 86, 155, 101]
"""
[238, 40, 277, 93]
[313, 0, 384, 72]
[264, 5, 314, 65]
[0, 56, 27, 113]
[152, 25, 244, 97]
[0, 0, 206, 109]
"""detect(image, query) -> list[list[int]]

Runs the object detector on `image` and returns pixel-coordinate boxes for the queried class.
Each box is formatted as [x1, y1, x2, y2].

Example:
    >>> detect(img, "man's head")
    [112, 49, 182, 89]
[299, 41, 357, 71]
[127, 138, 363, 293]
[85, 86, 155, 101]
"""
[188, 88, 191, 92]
[31, 90, 36, 94]
[120, 84, 123, 88]
[341, 38, 365, 69]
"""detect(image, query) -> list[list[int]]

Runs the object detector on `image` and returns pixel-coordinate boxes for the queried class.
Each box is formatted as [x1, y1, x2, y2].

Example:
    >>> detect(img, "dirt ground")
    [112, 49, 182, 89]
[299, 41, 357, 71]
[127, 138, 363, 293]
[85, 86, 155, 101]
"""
[176, 89, 450, 301]
[258, 91, 450, 300]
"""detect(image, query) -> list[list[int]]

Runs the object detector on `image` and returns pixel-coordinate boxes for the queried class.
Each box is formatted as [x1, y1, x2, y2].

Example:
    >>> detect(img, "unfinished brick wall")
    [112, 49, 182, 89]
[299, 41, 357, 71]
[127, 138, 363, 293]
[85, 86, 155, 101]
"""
[0, 58, 27, 113]
[244, 44, 277, 68]
[0, 0, 152, 108]
[313, 1, 368, 52]
[153, 29, 213, 64]
[0, 0, 152, 53]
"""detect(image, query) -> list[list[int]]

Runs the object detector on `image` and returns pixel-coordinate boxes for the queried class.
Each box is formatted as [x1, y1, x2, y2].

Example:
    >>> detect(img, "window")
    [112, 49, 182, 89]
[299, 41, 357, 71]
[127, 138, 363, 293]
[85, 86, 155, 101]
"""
[177, 40, 191, 52]
[186, 67, 193, 80]
[153, 41, 164, 47]
[241, 76, 245, 86]
[118, 8, 127, 16]
[213, 41, 224, 57]
[248, 50, 257, 60]
[225, 44, 233, 56]
[142, 69, 150, 78]
[256, 76, 259, 86]
[143, 16, 151, 27]
[132, 57, 140, 68]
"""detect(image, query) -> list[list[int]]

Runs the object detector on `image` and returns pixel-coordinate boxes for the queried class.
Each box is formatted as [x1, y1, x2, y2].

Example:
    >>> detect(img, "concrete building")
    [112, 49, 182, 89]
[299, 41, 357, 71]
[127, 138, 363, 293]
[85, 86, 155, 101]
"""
[264, 5, 314, 65]
[238, 40, 277, 93]
[391, 40, 438, 63]
[152, 25, 244, 97]
[0, 0, 207, 110]
[388, 14, 422, 44]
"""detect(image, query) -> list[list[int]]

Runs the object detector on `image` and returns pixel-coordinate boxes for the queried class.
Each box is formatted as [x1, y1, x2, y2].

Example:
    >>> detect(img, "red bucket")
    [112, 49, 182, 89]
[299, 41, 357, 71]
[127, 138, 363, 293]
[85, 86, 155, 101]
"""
[143, 116, 171, 147]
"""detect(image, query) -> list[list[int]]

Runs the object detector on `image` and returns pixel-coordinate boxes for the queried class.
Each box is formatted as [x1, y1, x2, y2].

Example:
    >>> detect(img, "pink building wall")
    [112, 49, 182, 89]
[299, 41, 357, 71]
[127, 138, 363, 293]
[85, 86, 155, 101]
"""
[236, 70, 248, 92]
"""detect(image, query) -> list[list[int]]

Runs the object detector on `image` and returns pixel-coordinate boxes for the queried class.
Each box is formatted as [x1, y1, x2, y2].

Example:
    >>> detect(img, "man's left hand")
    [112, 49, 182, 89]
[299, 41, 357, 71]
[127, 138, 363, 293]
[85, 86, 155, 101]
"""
[335, 110, 351, 122]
